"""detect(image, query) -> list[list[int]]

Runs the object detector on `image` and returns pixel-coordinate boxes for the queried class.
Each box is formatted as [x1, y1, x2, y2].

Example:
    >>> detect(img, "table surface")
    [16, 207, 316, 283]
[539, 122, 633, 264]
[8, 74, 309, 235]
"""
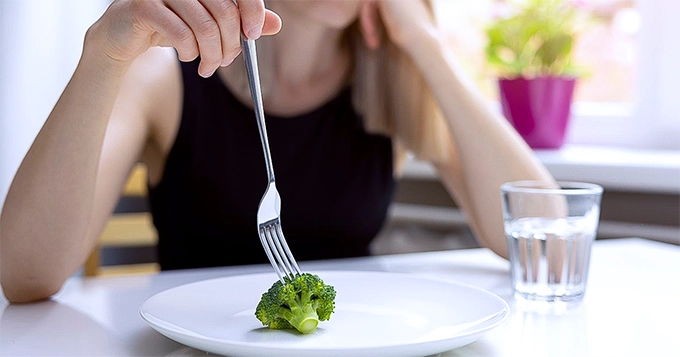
[1, 238, 679, 357]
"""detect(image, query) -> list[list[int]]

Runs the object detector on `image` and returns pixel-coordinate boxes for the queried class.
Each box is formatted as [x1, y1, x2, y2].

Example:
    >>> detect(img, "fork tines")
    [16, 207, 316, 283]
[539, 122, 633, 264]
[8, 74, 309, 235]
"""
[259, 222, 301, 283]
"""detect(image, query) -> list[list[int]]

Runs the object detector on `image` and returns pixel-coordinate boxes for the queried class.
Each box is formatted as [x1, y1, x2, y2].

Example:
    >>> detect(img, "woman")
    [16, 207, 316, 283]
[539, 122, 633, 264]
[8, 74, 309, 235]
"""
[0, 0, 553, 303]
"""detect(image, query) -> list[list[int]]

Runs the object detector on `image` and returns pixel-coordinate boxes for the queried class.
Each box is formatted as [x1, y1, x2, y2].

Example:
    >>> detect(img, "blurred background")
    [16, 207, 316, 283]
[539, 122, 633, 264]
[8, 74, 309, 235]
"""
[0, 0, 678, 276]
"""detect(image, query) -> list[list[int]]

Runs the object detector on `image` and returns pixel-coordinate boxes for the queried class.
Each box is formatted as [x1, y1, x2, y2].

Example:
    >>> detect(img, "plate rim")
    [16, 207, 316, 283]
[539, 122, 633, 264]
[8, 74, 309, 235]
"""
[139, 270, 510, 355]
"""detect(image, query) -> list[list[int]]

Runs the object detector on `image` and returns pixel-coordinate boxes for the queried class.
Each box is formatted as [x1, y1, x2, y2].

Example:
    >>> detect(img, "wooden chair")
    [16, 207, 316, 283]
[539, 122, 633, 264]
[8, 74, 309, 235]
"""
[83, 164, 160, 277]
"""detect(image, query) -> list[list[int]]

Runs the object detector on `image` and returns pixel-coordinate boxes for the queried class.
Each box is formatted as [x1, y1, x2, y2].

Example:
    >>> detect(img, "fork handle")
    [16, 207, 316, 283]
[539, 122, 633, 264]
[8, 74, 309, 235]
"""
[242, 37, 276, 182]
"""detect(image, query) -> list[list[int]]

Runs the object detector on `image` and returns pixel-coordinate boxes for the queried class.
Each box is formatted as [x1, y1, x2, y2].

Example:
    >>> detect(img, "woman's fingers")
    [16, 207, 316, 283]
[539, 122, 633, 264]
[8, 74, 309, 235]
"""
[262, 10, 282, 36]
[374, 0, 434, 50]
[233, 0, 265, 39]
[141, 4, 200, 62]
[163, 0, 277, 76]
[166, 0, 225, 77]
[101, 0, 279, 76]
[199, 0, 242, 67]
[200, 1, 280, 67]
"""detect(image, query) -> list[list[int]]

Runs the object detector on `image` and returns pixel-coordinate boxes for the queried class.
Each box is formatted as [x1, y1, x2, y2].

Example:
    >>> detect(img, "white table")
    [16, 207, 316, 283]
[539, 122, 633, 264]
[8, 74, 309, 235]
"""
[1, 238, 679, 357]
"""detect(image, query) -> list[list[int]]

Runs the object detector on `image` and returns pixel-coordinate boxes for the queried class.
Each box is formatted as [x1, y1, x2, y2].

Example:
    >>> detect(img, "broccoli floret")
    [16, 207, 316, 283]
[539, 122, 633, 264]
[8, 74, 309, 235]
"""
[255, 273, 336, 334]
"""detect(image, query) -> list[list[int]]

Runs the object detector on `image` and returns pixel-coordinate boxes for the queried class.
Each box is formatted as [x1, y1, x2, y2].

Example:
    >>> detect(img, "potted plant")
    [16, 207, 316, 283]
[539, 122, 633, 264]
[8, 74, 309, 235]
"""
[485, 0, 587, 149]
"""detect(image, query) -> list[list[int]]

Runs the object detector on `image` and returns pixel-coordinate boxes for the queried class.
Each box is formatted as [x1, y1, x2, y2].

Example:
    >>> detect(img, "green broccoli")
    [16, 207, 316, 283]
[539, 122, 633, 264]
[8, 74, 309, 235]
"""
[255, 273, 336, 334]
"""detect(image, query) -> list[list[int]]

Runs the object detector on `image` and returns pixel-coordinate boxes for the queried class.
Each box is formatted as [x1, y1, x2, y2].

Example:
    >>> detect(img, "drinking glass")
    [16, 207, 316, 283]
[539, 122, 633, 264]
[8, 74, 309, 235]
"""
[501, 181, 603, 305]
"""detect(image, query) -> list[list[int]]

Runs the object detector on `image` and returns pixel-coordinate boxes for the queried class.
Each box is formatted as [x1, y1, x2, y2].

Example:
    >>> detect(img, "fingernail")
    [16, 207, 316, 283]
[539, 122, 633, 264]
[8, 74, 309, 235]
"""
[200, 68, 216, 78]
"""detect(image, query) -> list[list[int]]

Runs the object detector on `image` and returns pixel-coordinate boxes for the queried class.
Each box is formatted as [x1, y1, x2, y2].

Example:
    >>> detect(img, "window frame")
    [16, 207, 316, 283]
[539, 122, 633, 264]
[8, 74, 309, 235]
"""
[555, 0, 679, 150]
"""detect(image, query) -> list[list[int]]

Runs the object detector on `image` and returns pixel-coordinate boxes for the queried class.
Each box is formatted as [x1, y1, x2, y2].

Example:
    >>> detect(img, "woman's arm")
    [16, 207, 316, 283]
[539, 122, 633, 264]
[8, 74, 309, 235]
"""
[376, 0, 554, 258]
[0, 0, 280, 303]
[0, 40, 151, 303]
[415, 41, 553, 259]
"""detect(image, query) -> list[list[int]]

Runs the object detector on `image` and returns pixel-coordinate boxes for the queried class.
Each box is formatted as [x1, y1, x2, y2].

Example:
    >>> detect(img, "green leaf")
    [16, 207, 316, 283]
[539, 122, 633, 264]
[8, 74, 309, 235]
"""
[483, 0, 587, 77]
[536, 32, 573, 68]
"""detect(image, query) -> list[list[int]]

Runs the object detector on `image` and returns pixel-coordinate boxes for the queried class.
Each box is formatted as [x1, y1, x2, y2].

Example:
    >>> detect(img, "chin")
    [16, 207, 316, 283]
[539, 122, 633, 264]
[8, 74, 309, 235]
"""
[275, 0, 362, 29]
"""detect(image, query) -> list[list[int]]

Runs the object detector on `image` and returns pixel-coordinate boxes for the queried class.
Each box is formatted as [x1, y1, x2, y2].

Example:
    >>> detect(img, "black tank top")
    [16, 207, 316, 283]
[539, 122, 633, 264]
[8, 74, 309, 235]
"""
[147, 59, 395, 270]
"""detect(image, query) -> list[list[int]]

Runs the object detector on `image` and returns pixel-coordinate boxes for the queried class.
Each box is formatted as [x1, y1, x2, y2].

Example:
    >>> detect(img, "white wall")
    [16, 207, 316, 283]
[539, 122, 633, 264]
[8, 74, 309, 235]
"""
[0, 0, 109, 209]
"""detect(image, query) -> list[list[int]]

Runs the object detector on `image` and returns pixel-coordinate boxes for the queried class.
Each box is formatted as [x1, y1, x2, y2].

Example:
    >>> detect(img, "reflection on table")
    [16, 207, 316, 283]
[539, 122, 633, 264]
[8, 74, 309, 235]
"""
[1, 238, 678, 357]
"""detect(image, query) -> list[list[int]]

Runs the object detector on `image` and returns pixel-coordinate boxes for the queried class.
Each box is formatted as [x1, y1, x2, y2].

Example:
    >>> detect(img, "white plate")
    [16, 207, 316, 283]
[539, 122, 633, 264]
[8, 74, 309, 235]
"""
[140, 270, 509, 357]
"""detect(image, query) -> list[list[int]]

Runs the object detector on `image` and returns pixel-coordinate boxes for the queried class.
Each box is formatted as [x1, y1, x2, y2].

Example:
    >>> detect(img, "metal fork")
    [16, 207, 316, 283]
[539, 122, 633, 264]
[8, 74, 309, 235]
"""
[241, 37, 302, 283]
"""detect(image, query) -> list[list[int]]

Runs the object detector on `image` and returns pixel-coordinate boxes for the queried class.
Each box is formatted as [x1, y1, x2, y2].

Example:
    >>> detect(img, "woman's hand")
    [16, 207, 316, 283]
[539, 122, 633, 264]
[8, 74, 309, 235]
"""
[360, 0, 438, 53]
[88, 0, 282, 77]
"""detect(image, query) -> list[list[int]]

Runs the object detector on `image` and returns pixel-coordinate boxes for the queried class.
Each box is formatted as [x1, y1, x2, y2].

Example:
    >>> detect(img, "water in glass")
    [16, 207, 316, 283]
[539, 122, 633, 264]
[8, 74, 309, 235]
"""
[506, 217, 594, 303]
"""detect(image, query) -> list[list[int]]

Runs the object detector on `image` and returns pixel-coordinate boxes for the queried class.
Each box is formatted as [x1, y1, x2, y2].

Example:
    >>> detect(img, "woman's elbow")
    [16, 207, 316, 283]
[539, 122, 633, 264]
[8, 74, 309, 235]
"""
[1, 272, 64, 303]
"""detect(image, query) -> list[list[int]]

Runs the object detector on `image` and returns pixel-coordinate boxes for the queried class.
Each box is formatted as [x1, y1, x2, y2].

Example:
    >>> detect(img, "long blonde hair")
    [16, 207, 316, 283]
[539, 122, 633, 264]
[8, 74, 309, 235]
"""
[347, 1, 451, 171]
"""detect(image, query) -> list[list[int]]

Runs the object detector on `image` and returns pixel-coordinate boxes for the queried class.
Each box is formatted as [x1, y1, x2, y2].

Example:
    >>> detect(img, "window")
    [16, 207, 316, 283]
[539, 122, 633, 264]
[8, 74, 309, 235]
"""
[0, 0, 110, 208]
[433, 0, 679, 150]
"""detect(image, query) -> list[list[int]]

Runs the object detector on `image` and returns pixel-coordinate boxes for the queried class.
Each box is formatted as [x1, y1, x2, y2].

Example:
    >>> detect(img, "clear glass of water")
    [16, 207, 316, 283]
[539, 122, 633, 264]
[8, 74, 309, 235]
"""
[501, 181, 603, 305]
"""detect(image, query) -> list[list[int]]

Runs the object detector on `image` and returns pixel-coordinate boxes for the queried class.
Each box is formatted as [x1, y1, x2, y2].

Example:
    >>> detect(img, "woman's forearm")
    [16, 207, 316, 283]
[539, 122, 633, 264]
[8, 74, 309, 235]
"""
[405, 32, 553, 257]
[0, 39, 130, 302]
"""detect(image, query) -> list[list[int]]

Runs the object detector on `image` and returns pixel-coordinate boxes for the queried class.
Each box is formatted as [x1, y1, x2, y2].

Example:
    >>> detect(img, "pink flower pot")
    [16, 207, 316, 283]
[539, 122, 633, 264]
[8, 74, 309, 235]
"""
[499, 76, 576, 149]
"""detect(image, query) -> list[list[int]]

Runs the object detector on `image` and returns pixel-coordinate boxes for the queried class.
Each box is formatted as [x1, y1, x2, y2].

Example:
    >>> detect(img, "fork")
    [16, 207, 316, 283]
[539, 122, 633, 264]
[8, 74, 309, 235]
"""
[241, 37, 302, 283]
